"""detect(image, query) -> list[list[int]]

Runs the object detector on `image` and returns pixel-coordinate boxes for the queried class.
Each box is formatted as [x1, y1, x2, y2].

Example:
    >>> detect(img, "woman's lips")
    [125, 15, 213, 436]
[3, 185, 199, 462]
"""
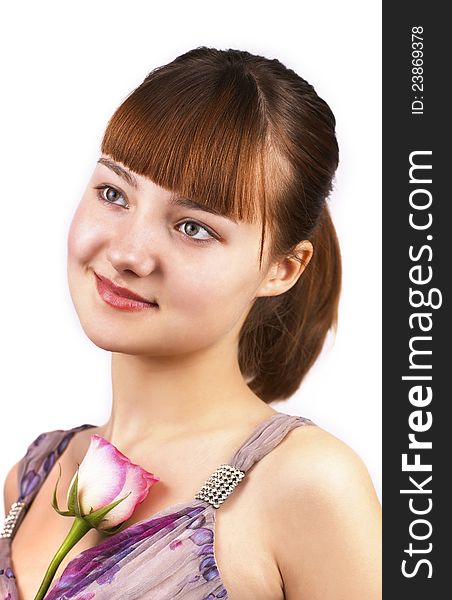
[94, 273, 159, 312]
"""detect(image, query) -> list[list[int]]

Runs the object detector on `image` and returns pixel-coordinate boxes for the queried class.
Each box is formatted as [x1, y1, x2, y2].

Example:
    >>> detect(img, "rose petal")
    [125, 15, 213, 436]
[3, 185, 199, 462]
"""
[70, 434, 160, 528]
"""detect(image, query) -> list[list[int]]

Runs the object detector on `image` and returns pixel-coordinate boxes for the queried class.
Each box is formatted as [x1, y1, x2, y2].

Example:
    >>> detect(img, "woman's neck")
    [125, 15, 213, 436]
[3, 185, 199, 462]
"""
[97, 348, 272, 453]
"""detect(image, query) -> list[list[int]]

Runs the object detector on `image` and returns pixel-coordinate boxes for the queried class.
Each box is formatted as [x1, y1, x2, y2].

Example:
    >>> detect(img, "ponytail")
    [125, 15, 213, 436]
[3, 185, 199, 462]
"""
[239, 204, 341, 403]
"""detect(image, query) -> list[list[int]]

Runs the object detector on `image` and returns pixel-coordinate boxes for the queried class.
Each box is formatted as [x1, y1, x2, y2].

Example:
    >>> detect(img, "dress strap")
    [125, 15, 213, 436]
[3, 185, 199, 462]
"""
[194, 412, 316, 509]
[16, 424, 96, 503]
[1, 424, 95, 541]
[228, 412, 316, 472]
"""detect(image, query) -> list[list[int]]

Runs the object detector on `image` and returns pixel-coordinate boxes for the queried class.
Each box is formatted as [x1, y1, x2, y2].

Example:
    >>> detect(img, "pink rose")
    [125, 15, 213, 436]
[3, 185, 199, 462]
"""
[35, 434, 160, 600]
[67, 434, 160, 530]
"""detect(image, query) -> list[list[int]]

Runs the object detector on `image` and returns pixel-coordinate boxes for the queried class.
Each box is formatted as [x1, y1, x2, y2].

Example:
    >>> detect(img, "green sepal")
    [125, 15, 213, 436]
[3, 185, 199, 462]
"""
[51, 462, 133, 531]
[82, 491, 132, 529]
[100, 521, 127, 536]
[67, 465, 82, 517]
[51, 463, 75, 517]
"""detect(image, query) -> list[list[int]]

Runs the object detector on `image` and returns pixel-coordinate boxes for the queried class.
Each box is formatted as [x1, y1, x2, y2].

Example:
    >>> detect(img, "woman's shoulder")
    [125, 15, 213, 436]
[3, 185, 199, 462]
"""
[275, 422, 374, 487]
[3, 458, 21, 517]
[260, 422, 381, 598]
[3, 427, 61, 510]
[3, 423, 95, 516]
[258, 421, 377, 508]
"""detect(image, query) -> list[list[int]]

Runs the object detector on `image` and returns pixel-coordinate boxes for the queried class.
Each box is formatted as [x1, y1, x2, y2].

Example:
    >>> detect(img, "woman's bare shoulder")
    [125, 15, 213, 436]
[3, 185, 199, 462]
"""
[266, 422, 381, 516]
[272, 422, 376, 486]
[3, 459, 21, 515]
[260, 423, 382, 599]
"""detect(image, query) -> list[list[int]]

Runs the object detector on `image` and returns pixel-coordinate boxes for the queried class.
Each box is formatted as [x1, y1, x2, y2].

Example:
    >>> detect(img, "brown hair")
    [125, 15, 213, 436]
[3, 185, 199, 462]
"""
[101, 46, 341, 403]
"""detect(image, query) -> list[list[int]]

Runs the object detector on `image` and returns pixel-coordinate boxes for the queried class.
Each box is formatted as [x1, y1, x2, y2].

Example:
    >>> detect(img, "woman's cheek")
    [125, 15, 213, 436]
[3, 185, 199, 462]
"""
[68, 205, 105, 265]
[178, 261, 255, 320]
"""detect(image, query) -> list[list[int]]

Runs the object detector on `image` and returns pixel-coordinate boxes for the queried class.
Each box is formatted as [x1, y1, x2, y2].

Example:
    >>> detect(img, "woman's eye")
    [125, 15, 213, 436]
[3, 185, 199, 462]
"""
[177, 221, 215, 244]
[93, 185, 215, 245]
[94, 185, 128, 208]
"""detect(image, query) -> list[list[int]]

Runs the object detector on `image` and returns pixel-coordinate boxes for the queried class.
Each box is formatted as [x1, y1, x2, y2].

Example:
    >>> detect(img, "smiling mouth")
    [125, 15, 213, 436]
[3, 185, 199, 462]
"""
[94, 273, 159, 312]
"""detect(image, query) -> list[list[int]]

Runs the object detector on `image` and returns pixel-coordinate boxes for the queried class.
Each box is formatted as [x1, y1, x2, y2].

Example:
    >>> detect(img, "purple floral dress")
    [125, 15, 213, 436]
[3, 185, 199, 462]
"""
[0, 412, 316, 599]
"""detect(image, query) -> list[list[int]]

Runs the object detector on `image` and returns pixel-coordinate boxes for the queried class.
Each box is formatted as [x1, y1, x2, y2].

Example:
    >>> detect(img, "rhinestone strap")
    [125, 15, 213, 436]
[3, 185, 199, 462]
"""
[0, 500, 27, 539]
[195, 464, 245, 509]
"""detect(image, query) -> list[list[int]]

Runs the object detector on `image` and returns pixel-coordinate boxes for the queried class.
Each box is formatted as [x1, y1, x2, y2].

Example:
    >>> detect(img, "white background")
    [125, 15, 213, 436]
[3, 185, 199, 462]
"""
[0, 0, 382, 522]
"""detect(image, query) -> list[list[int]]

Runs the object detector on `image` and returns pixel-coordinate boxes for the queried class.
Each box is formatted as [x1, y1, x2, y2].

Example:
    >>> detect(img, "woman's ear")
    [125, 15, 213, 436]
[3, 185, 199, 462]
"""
[257, 240, 313, 298]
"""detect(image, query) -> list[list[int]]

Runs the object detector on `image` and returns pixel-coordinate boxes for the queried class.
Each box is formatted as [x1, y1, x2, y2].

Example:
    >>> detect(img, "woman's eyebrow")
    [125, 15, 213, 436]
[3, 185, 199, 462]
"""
[168, 195, 238, 224]
[97, 157, 238, 224]
[97, 157, 139, 189]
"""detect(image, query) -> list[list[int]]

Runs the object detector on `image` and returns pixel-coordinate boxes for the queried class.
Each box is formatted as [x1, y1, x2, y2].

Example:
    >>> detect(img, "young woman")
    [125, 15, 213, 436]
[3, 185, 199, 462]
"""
[1, 47, 381, 599]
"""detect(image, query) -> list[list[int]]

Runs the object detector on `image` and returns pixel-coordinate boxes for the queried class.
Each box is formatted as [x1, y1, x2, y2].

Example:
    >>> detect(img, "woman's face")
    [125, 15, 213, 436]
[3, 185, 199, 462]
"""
[67, 154, 274, 356]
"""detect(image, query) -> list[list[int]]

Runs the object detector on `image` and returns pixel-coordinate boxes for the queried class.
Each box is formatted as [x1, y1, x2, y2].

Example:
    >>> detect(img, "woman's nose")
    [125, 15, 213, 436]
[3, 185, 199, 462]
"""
[105, 222, 159, 278]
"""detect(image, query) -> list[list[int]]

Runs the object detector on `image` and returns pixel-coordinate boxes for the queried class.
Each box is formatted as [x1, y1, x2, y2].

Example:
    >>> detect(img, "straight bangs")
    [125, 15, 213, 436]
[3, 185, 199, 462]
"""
[100, 63, 280, 265]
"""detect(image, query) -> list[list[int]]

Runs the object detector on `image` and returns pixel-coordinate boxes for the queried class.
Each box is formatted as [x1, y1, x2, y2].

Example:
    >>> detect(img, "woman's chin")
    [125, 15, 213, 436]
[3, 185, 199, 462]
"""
[77, 322, 174, 356]
[79, 326, 131, 353]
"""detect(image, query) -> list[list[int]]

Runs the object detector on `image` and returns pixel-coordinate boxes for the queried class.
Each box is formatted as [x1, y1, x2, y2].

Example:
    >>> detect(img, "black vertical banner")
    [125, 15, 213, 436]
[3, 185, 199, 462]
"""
[383, 2, 450, 597]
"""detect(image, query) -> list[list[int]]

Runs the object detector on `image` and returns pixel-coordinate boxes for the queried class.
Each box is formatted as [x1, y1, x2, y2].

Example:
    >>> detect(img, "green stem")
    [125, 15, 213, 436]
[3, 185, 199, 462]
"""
[33, 516, 92, 600]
